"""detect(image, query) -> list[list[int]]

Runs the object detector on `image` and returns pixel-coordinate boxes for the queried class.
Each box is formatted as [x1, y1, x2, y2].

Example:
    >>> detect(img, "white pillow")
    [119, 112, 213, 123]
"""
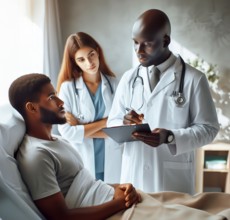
[0, 142, 43, 218]
[0, 171, 42, 220]
[0, 104, 44, 219]
[0, 104, 25, 156]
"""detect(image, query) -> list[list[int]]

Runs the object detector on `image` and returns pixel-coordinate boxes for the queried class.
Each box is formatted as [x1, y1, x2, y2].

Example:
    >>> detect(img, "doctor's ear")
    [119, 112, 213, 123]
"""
[25, 102, 38, 113]
[163, 35, 171, 48]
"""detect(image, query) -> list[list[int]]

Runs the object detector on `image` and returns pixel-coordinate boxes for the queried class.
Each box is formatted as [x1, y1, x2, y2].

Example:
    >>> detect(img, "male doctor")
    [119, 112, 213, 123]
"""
[107, 9, 219, 194]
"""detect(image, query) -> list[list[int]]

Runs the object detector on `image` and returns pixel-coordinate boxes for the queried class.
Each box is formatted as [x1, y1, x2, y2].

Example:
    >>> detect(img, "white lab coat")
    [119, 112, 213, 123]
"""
[58, 74, 123, 183]
[107, 55, 219, 194]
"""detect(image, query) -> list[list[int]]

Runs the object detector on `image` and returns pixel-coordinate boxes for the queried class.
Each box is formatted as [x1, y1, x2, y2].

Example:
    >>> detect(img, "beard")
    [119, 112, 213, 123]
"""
[39, 106, 66, 125]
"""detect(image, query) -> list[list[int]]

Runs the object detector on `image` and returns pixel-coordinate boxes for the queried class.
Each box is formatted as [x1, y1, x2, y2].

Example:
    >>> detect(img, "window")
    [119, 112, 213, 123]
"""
[0, 0, 45, 105]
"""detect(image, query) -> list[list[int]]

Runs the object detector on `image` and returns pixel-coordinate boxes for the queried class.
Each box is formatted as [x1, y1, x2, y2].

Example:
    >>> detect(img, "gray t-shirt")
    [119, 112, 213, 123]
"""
[17, 135, 114, 204]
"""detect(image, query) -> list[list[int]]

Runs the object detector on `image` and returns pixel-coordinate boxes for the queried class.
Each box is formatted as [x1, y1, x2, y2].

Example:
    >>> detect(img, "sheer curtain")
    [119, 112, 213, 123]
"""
[0, 0, 62, 105]
[43, 0, 62, 88]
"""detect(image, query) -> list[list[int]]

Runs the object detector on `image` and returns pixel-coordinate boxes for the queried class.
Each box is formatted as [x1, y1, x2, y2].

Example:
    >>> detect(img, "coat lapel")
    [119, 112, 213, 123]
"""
[101, 73, 113, 117]
[150, 57, 182, 98]
[76, 77, 95, 121]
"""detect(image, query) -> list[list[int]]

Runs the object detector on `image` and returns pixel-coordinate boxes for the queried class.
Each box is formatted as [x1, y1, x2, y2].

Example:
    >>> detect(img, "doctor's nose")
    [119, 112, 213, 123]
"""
[135, 43, 145, 54]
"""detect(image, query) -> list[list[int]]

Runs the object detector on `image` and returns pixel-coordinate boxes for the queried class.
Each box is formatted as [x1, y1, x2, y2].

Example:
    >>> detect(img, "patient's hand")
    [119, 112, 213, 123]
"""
[114, 184, 141, 208]
[113, 186, 126, 208]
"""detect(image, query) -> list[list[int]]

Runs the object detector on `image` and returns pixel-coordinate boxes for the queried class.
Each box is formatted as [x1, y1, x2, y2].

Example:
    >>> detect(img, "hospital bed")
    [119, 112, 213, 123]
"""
[0, 104, 44, 219]
[0, 104, 230, 220]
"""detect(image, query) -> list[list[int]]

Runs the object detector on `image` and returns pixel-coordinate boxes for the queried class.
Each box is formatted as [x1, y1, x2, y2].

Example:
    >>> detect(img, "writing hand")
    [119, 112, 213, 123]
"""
[123, 108, 144, 125]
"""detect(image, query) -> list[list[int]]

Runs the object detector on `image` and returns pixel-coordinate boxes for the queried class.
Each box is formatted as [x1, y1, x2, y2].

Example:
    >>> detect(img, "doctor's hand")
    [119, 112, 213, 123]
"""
[123, 109, 144, 125]
[132, 128, 169, 147]
[65, 112, 80, 126]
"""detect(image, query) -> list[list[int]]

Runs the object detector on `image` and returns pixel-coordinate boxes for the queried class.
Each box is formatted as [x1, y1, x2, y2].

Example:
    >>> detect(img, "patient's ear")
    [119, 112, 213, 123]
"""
[25, 102, 37, 113]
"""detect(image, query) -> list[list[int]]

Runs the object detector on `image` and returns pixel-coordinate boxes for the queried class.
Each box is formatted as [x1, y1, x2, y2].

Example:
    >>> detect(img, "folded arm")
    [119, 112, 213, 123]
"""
[35, 192, 123, 220]
[65, 112, 108, 138]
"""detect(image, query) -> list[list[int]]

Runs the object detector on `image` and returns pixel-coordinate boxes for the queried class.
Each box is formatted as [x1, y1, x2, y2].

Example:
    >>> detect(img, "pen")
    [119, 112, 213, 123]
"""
[125, 107, 145, 121]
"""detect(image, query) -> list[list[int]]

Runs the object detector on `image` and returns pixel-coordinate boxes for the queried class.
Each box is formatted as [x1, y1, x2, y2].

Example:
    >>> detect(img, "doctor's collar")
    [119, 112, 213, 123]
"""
[156, 53, 177, 74]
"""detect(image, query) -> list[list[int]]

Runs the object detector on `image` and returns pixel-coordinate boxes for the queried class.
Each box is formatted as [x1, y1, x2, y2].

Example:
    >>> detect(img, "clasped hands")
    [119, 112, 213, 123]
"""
[123, 109, 168, 147]
[113, 183, 141, 208]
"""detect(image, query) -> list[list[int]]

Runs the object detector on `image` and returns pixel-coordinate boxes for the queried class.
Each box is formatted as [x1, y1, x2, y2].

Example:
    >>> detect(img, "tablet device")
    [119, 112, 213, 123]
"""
[103, 123, 151, 144]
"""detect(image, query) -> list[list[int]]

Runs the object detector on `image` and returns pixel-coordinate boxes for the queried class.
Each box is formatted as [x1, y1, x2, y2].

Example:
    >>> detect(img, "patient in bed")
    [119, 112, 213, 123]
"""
[8, 73, 141, 220]
[7, 73, 230, 220]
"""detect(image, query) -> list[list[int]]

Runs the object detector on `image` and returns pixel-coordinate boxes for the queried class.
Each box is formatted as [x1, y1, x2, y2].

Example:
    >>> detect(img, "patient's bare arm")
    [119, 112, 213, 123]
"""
[34, 185, 139, 220]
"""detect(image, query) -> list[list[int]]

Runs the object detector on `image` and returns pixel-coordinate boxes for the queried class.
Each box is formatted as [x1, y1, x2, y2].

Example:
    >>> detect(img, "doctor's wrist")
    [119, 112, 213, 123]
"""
[165, 130, 175, 144]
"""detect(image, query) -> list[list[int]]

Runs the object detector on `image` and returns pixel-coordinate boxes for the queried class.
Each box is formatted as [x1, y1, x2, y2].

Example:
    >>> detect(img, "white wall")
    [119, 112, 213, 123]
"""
[58, 0, 230, 141]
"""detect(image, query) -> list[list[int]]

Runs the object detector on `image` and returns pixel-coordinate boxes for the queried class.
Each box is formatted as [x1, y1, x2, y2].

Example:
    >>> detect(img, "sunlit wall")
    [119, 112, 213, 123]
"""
[58, 0, 230, 141]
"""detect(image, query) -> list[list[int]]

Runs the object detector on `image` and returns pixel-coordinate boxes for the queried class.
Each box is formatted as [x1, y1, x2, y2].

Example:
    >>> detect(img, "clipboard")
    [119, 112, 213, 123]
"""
[103, 123, 151, 143]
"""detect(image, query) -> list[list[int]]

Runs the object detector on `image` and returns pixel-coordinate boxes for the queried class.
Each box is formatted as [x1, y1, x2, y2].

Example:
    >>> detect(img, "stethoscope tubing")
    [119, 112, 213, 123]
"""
[72, 73, 114, 119]
[132, 56, 186, 106]
[73, 73, 113, 96]
[178, 56, 185, 94]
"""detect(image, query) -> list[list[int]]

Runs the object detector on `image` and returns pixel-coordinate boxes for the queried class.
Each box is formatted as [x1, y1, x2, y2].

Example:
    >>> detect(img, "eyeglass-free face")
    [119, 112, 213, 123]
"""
[75, 47, 100, 75]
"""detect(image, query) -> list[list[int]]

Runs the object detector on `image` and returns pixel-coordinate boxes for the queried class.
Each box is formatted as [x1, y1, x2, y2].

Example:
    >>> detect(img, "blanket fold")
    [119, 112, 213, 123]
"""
[108, 191, 230, 220]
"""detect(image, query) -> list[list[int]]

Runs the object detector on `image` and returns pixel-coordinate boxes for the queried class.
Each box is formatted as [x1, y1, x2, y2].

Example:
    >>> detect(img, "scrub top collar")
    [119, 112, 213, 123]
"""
[74, 72, 108, 90]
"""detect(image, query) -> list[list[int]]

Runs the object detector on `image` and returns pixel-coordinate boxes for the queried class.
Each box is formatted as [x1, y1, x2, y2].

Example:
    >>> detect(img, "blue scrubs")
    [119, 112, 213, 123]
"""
[87, 82, 105, 181]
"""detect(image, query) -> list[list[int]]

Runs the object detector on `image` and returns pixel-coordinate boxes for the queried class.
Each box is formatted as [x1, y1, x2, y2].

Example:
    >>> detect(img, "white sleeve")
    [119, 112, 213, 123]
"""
[107, 72, 132, 127]
[58, 82, 85, 144]
[169, 74, 219, 155]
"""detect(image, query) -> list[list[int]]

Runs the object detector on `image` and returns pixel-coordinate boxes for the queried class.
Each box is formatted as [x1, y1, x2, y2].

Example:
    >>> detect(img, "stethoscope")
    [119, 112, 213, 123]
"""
[131, 56, 186, 109]
[72, 74, 114, 120]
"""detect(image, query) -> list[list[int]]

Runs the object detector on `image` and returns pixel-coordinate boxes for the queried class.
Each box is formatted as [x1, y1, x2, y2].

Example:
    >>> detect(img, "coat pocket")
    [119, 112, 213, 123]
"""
[166, 95, 189, 128]
[163, 161, 194, 194]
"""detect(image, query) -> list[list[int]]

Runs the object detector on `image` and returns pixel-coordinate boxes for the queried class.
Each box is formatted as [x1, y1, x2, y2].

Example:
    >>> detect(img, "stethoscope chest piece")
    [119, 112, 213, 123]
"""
[172, 56, 186, 107]
[173, 92, 186, 106]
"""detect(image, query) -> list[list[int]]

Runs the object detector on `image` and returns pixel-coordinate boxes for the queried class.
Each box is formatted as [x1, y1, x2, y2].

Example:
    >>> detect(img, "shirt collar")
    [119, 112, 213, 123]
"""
[148, 53, 177, 74]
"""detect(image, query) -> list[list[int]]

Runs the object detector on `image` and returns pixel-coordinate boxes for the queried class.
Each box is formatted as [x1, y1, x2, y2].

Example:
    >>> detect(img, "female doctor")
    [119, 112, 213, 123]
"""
[107, 9, 219, 194]
[57, 32, 122, 183]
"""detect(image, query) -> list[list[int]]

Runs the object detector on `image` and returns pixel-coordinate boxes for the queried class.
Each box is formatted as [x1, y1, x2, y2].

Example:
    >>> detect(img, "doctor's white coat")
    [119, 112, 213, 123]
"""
[107, 55, 219, 194]
[58, 74, 123, 183]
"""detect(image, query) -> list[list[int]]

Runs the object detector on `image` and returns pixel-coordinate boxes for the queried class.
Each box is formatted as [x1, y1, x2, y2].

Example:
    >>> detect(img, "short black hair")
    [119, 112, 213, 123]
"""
[8, 73, 51, 117]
